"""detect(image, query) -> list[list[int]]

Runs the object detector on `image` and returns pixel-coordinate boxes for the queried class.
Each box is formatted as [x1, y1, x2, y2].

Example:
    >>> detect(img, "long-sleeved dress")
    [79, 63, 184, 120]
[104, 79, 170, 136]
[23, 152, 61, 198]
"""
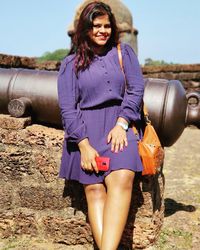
[57, 43, 144, 184]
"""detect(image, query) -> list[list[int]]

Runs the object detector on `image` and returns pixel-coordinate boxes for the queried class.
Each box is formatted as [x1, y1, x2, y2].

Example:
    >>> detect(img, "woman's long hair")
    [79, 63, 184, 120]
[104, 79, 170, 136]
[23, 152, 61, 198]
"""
[69, 1, 119, 75]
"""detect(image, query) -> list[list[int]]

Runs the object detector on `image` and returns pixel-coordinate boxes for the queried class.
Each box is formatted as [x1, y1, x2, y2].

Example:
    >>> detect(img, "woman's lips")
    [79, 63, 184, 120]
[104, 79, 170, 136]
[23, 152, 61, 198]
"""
[97, 36, 108, 40]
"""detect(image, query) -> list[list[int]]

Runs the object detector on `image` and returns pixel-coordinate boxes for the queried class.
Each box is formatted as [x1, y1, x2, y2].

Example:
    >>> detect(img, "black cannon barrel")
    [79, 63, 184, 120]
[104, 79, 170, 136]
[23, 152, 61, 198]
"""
[0, 68, 61, 125]
[0, 67, 198, 147]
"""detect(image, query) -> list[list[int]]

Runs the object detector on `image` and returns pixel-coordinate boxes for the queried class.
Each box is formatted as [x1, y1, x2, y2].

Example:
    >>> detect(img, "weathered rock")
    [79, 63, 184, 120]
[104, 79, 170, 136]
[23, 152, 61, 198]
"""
[0, 53, 60, 71]
[0, 115, 31, 130]
[19, 186, 71, 210]
[43, 217, 93, 245]
[0, 146, 33, 181]
[0, 185, 13, 210]
[142, 64, 200, 73]
[0, 211, 38, 238]
[0, 54, 36, 69]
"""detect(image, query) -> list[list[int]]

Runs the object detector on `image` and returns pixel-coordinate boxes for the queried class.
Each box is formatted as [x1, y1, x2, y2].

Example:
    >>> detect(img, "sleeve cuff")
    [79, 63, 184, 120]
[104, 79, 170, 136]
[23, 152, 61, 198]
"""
[118, 110, 141, 124]
[64, 123, 88, 143]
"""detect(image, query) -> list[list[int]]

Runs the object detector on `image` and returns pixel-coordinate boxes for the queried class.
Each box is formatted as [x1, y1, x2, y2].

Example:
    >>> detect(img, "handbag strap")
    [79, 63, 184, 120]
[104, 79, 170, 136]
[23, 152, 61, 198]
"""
[117, 43, 150, 122]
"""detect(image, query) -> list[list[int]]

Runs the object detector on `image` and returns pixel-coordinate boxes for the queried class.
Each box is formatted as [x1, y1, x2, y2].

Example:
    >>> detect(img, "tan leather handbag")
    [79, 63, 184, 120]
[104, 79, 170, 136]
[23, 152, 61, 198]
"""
[117, 43, 164, 175]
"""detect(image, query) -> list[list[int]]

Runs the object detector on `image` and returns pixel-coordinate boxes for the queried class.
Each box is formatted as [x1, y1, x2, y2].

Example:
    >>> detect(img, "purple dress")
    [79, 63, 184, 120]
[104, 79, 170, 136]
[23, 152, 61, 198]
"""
[57, 43, 144, 184]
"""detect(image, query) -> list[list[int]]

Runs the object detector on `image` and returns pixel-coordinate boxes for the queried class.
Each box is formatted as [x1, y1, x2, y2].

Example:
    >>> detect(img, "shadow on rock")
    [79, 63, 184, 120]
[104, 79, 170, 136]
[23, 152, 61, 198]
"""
[164, 198, 196, 217]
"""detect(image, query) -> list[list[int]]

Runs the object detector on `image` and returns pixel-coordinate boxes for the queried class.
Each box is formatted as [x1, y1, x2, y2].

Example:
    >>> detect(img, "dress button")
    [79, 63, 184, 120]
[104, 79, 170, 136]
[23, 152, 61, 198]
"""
[107, 80, 110, 83]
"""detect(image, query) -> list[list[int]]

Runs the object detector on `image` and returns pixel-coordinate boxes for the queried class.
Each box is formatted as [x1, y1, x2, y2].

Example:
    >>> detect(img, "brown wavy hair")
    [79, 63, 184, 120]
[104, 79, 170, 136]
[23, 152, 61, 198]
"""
[69, 1, 119, 75]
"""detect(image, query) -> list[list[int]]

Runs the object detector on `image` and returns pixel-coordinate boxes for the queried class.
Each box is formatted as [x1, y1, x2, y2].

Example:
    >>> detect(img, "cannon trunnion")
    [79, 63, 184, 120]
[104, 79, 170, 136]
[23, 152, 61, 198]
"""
[0, 68, 199, 147]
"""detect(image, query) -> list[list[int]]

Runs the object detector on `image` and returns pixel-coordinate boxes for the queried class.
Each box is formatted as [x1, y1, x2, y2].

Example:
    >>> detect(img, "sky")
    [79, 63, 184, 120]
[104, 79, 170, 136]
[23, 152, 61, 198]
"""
[0, 0, 199, 65]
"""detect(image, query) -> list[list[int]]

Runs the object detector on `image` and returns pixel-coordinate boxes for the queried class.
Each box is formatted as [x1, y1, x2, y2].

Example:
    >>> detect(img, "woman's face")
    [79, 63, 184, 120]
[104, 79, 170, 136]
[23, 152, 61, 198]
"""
[88, 14, 112, 47]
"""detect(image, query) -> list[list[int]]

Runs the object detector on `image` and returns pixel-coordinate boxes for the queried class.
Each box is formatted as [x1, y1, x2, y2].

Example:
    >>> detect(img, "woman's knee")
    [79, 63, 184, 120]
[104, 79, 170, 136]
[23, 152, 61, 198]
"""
[105, 169, 135, 191]
[84, 183, 106, 201]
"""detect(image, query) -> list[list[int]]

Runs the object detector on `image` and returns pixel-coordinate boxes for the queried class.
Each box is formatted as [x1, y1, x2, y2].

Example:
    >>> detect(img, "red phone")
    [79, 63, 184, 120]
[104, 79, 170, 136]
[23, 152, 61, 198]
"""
[95, 156, 110, 171]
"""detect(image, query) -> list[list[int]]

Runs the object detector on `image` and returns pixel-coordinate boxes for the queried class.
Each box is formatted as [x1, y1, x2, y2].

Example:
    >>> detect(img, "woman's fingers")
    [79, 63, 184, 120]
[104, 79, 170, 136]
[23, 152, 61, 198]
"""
[81, 160, 92, 171]
[111, 135, 127, 153]
[111, 139, 115, 152]
[82, 162, 93, 172]
[81, 161, 85, 168]
[119, 142, 124, 151]
[108, 126, 128, 152]
[114, 140, 120, 153]
[81, 152, 99, 173]
[107, 132, 112, 143]
[124, 137, 128, 147]
[92, 159, 99, 173]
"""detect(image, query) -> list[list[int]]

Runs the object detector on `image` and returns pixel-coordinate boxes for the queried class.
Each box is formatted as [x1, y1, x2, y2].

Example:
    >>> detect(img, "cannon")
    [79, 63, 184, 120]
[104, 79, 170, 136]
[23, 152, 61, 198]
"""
[0, 67, 199, 147]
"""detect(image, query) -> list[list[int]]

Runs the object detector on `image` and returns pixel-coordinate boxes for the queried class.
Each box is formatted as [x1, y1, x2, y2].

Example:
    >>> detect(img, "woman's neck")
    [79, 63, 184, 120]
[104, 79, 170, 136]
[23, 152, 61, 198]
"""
[93, 45, 108, 55]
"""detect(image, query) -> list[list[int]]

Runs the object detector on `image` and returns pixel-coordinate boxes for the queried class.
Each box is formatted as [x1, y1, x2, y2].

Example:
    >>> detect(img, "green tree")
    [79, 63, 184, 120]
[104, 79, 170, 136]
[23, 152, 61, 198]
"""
[37, 48, 69, 62]
[144, 58, 175, 66]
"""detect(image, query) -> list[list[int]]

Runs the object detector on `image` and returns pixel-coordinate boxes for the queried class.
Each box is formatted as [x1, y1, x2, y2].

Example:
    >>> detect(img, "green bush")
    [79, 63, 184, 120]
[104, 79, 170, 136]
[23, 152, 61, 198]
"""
[144, 58, 176, 66]
[37, 49, 69, 62]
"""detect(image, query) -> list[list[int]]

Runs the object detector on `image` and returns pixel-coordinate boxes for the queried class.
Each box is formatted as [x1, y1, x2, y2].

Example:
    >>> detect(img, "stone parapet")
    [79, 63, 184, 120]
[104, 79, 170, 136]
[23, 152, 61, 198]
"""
[0, 54, 61, 71]
[142, 64, 200, 92]
[0, 114, 165, 249]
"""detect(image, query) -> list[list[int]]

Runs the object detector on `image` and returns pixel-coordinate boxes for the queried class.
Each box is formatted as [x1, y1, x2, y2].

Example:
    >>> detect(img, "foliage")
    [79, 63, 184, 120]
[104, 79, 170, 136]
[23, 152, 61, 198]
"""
[37, 49, 69, 62]
[144, 58, 175, 66]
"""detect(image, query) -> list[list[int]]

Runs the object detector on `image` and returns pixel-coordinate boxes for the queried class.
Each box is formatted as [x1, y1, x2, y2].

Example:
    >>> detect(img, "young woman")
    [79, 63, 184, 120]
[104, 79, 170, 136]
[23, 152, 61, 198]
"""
[57, 2, 144, 249]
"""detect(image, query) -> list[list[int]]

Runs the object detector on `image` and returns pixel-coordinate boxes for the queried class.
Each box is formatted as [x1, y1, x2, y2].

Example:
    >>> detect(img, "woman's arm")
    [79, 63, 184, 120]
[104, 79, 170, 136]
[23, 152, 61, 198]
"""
[57, 57, 88, 144]
[118, 43, 144, 124]
[107, 44, 144, 153]
[57, 57, 99, 172]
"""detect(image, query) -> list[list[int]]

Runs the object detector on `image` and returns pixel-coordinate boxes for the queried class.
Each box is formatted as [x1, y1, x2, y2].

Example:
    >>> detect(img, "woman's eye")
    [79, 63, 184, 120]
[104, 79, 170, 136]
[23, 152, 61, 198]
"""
[93, 24, 101, 28]
[93, 24, 111, 29]
[105, 25, 111, 29]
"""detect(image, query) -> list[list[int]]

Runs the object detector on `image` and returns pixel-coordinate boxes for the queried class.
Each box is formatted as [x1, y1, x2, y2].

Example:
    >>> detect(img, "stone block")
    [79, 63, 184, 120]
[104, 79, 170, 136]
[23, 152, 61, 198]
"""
[0, 211, 38, 238]
[25, 125, 63, 148]
[0, 186, 13, 210]
[0, 146, 33, 181]
[142, 64, 200, 74]
[0, 115, 31, 130]
[19, 186, 71, 210]
[0, 54, 36, 69]
[43, 216, 93, 245]
[33, 151, 59, 183]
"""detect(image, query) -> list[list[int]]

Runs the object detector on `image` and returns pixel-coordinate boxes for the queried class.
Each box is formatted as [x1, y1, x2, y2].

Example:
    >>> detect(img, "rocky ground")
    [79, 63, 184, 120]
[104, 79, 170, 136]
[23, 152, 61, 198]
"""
[153, 127, 200, 250]
[0, 127, 199, 250]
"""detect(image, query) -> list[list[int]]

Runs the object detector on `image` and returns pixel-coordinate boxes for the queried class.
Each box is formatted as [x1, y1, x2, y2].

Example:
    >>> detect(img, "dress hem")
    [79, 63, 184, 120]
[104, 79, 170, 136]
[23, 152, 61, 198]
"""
[59, 167, 143, 185]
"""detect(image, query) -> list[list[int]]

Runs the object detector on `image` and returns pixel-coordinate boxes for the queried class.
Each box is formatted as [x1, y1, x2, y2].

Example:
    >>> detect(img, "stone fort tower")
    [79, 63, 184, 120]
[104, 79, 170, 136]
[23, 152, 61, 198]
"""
[68, 0, 138, 54]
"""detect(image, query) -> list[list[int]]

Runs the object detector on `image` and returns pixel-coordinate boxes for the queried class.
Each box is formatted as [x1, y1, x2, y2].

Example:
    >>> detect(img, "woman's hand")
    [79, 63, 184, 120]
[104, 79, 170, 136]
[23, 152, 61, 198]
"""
[107, 123, 128, 153]
[78, 138, 99, 173]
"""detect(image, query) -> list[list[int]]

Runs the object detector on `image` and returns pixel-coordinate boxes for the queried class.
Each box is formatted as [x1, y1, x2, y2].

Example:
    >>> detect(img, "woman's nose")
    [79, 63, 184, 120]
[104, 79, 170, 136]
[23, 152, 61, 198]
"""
[99, 26, 106, 32]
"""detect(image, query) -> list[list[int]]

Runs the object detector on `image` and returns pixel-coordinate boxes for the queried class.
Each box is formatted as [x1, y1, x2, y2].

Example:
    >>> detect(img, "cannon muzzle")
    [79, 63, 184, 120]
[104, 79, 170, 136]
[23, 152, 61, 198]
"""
[185, 91, 200, 128]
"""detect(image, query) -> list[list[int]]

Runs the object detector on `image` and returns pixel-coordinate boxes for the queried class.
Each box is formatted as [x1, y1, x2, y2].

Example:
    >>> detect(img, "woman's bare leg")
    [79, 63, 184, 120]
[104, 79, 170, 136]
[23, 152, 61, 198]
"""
[84, 183, 107, 249]
[101, 169, 135, 250]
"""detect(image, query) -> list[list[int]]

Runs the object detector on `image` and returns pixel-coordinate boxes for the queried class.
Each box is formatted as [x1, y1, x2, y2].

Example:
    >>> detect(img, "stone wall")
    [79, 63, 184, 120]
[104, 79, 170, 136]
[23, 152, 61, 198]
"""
[143, 64, 200, 92]
[0, 114, 164, 249]
[0, 53, 200, 92]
